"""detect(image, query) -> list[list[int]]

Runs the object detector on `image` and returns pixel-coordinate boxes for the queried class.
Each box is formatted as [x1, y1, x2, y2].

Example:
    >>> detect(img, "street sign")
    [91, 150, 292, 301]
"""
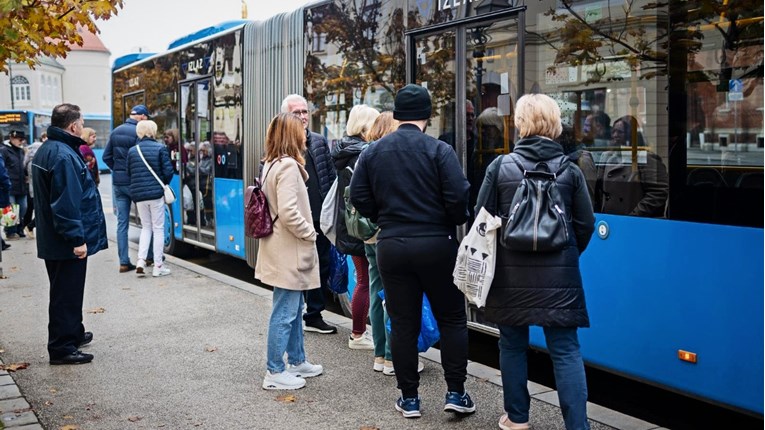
[729, 79, 744, 101]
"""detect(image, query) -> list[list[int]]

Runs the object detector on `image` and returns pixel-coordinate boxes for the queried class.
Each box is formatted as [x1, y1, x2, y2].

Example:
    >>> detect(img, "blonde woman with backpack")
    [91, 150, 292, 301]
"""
[474, 94, 595, 430]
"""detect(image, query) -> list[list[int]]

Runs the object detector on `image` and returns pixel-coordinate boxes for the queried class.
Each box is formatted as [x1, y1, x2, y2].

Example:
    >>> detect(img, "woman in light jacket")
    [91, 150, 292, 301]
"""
[475, 94, 595, 430]
[255, 113, 323, 390]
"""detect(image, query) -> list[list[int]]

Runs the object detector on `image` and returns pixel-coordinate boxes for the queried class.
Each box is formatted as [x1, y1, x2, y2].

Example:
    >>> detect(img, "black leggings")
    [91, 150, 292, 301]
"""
[377, 235, 468, 398]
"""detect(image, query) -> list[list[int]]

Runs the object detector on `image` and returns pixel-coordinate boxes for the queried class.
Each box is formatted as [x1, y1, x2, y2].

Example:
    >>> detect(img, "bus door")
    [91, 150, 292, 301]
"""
[409, 12, 522, 228]
[179, 78, 216, 249]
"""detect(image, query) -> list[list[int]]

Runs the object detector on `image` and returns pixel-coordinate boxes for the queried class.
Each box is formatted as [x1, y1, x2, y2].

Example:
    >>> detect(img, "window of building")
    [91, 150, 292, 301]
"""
[12, 75, 30, 103]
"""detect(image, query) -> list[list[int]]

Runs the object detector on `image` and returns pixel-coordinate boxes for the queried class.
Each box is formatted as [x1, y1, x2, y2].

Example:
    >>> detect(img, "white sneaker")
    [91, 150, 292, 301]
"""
[286, 361, 323, 378]
[136, 260, 146, 277]
[348, 333, 374, 350]
[383, 360, 424, 376]
[373, 357, 385, 372]
[152, 265, 171, 277]
[262, 370, 306, 390]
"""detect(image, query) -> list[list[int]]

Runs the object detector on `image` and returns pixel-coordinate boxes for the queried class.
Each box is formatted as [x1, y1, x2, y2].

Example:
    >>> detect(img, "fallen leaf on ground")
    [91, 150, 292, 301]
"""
[276, 394, 297, 403]
[60, 425, 79, 430]
[49, 388, 58, 394]
[205, 346, 217, 352]
[44, 401, 53, 406]
[127, 416, 141, 422]
[86, 307, 106, 314]
[360, 427, 380, 430]
[0, 362, 29, 371]
[0, 348, 5, 353]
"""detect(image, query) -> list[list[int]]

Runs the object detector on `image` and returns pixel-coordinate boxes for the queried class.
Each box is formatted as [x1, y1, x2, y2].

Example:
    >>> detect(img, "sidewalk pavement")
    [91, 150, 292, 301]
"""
[0, 233, 661, 430]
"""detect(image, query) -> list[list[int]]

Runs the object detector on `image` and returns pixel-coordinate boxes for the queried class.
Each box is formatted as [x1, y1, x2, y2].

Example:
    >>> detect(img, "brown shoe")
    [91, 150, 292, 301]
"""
[119, 263, 136, 273]
[145, 259, 154, 267]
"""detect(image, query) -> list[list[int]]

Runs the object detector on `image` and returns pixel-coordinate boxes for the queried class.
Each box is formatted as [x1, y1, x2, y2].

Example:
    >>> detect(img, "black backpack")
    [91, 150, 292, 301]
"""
[500, 153, 570, 252]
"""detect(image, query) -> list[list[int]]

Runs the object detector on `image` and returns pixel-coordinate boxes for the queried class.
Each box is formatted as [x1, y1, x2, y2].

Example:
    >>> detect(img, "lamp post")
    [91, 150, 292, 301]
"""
[8, 61, 14, 110]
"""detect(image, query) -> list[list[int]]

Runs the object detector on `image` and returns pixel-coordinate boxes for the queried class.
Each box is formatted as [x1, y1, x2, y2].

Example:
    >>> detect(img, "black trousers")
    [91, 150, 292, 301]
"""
[304, 226, 331, 322]
[377, 235, 468, 398]
[46, 258, 87, 358]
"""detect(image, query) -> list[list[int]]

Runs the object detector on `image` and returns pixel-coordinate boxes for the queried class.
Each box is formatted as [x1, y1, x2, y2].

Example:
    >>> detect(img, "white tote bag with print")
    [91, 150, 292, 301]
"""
[453, 207, 502, 308]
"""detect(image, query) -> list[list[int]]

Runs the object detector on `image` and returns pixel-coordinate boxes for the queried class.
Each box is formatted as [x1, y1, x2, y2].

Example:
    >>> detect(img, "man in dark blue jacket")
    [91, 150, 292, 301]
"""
[281, 94, 337, 334]
[31, 103, 108, 365]
[103, 105, 149, 272]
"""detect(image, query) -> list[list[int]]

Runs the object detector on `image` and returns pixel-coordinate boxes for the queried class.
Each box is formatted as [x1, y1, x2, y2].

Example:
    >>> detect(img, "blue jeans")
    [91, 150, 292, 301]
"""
[498, 325, 590, 430]
[113, 184, 132, 265]
[7, 194, 27, 235]
[266, 287, 306, 373]
[365, 243, 391, 360]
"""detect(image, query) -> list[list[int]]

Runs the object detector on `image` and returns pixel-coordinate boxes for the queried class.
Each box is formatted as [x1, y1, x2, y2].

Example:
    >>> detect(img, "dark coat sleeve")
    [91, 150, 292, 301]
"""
[0, 156, 10, 207]
[349, 150, 377, 222]
[50, 155, 86, 247]
[160, 146, 174, 184]
[437, 144, 470, 226]
[568, 164, 596, 254]
[103, 137, 115, 170]
[474, 156, 502, 216]
[632, 151, 669, 217]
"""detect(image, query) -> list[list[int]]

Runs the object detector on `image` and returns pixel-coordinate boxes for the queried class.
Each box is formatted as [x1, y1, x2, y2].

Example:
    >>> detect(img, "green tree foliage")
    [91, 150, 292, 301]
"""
[0, 0, 124, 72]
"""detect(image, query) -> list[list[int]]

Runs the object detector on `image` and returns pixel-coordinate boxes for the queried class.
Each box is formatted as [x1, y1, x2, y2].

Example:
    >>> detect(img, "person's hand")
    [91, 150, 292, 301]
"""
[73, 244, 87, 259]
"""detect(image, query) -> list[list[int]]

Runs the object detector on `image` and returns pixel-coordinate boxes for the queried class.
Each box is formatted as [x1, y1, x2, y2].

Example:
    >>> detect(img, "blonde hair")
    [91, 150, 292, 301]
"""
[366, 112, 399, 142]
[136, 120, 158, 139]
[80, 127, 96, 141]
[514, 94, 562, 139]
[264, 113, 306, 164]
[346, 104, 380, 138]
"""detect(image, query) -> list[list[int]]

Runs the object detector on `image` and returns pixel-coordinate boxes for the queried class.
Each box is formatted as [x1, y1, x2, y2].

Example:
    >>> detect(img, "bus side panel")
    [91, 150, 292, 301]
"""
[531, 216, 763, 413]
[214, 178, 245, 259]
[93, 148, 109, 173]
[170, 175, 182, 240]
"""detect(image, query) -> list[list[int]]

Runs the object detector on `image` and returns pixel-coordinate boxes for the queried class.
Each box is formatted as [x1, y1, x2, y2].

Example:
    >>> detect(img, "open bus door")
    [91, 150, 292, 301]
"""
[179, 78, 216, 250]
[408, 10, 523, 333]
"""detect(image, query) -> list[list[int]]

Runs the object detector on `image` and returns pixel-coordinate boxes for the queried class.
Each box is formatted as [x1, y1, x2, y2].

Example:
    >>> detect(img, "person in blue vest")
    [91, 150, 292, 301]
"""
[31, 103, 108, 365]
[103, 105, 152, 273]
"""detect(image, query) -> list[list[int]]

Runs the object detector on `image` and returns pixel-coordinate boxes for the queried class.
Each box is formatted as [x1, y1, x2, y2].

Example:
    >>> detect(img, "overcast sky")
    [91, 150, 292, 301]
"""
[96, 0, 311, 65]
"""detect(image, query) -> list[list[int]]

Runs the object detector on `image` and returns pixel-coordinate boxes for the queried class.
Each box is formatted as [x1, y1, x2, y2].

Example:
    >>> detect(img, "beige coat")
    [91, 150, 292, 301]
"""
[255, 157, 319, 290]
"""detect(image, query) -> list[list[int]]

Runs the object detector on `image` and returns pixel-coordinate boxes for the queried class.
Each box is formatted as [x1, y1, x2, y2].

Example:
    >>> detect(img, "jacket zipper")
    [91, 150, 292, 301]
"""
[533, 179, 542, 251]
[554, 204, 569, 243]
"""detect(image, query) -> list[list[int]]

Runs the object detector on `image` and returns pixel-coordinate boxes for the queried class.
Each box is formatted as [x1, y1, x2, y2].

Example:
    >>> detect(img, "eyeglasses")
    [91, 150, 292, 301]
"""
[291, 109, 310, 116]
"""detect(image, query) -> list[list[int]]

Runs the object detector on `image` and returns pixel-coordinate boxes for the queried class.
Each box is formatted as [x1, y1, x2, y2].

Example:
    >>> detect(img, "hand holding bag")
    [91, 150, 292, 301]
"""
[453, 207, 502, 308]
[137, 145, 175, 204]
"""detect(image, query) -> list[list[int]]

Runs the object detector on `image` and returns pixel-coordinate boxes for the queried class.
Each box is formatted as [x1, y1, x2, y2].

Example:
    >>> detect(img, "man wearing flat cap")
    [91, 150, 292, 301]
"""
[103, 105, 151, 273]
[0, 128, 29, 239]
[349, 84, 474, 419]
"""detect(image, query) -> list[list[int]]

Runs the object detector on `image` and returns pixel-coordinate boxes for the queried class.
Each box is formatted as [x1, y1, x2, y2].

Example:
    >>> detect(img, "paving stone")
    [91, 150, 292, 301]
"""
[0, 374, 13, 386]
[0, 397, 30, 413]
[0, 409, 38, 428]
[11, 425, 44, 430]
[0, 384, 21, 400]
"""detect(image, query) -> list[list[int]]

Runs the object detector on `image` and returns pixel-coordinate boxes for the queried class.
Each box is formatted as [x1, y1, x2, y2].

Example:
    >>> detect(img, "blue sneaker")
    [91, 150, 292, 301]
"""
[395, 396, 421, 418]
[444, 391, 476, 414]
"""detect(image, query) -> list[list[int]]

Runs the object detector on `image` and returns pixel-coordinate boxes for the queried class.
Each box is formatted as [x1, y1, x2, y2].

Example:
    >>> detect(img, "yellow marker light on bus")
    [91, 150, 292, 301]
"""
[229, 235, 234, 242]
[678, 350, 698, 364]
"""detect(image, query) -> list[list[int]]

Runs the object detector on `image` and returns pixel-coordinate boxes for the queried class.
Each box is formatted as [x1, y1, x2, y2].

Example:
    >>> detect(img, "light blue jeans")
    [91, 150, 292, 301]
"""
[498, 325, 590, 430]
[112, 184, 133, 265]
[365, 243, 391, 360]
[266, 287, 306, 373]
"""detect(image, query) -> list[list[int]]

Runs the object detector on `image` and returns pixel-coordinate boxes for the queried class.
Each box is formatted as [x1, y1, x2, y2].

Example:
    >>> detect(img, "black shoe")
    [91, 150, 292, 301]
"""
[119, 263, 137, 273]
[50, 350, 93, 365]
[1, 242, 9, 251]
[78, 332, 93, 348]
[304, 318, 337, 334]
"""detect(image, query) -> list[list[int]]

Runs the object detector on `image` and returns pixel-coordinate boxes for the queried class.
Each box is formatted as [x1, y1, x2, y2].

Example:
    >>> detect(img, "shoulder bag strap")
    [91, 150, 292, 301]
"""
[137, 145, 164, 188]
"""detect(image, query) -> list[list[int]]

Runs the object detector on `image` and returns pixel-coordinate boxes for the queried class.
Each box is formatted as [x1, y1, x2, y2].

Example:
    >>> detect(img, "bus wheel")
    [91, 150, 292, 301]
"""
[164, 206, 193, 258]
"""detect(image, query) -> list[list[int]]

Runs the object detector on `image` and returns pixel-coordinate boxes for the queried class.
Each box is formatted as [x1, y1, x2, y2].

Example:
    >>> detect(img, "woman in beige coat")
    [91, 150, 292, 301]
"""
[256, 113, 323, 390]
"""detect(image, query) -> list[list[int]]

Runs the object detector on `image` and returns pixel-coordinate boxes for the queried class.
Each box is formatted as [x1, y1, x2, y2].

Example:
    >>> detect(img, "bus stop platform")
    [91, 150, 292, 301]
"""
[0, 234, 664, 430]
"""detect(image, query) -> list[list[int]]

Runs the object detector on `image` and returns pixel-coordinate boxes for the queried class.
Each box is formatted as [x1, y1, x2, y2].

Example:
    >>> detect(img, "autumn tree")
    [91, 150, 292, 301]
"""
[0, 0, 124, 72]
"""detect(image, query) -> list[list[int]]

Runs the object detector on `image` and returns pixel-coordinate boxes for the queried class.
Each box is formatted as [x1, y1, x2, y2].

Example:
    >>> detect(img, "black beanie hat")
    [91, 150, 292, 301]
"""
[393, 84, 432, 120]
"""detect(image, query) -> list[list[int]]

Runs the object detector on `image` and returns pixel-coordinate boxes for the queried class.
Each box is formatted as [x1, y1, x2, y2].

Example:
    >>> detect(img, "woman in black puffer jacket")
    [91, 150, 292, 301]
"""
[475, 94, 595, 430]
[331, 104, 379, 350]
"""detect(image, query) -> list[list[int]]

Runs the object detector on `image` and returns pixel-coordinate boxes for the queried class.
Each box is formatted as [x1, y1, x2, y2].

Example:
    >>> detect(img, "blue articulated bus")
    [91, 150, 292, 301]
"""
[0, 109, 51, 142]
[112, 0, 763, 417]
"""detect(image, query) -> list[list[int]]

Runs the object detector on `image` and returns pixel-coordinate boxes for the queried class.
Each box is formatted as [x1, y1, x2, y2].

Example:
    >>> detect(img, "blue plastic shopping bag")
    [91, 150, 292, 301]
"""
[379, 290, 440, 352]
[327, 245, 348, 294]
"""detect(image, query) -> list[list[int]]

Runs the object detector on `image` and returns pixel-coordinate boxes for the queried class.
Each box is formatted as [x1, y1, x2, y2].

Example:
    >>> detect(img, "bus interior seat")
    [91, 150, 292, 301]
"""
[687, 168, 728, 188]
[734, 172, 764, 189]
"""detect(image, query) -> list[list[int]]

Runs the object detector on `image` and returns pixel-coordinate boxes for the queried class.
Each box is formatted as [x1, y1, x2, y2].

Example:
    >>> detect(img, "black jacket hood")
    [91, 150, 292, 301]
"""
[512, 135, 565, 162]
